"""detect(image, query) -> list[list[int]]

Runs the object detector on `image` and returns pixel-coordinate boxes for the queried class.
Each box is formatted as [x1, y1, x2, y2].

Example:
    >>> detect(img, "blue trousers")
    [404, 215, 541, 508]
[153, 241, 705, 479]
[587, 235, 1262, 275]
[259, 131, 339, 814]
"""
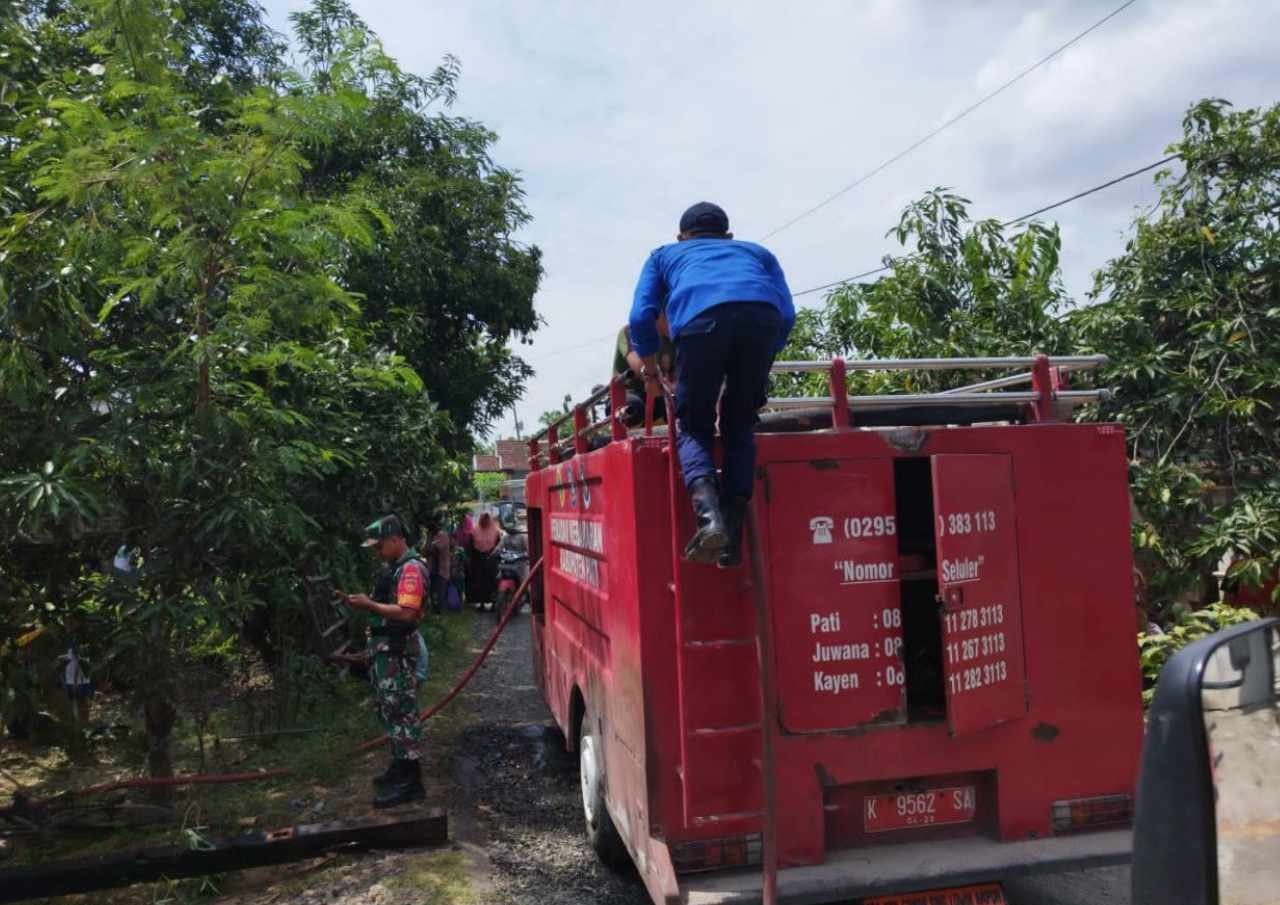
[673, 303, 780, 500]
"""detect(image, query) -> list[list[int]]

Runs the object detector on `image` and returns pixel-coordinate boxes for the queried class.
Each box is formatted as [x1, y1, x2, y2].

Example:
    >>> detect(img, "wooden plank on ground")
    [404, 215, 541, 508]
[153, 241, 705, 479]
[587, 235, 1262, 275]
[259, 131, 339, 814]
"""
[0, 810, 447, 902]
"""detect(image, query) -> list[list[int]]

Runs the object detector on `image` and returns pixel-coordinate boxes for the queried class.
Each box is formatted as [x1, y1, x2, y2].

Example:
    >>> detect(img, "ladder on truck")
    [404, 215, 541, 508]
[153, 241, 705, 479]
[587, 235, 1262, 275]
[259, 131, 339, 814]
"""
[527, 353, 1111, 905]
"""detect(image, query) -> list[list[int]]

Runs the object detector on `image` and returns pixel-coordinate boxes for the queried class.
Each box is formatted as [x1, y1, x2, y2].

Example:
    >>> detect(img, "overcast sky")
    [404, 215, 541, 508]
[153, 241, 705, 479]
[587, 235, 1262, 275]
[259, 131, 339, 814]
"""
[263, 0, 1279, 439]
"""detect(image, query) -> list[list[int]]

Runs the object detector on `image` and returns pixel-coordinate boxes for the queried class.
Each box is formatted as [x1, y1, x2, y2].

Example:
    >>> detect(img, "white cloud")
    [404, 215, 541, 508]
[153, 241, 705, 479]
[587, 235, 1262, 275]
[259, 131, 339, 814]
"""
[262, 0, 1280, 437]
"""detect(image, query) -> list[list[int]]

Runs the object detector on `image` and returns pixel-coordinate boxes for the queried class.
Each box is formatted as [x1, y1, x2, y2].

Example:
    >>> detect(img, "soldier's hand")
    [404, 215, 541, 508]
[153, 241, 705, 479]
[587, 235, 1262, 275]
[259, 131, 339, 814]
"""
[334, 589, 365, 610]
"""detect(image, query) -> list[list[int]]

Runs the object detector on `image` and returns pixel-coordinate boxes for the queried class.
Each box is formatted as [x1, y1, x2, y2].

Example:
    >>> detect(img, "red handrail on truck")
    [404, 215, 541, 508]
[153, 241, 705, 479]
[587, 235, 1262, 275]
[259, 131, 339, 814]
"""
[524, 355, 1140, 905]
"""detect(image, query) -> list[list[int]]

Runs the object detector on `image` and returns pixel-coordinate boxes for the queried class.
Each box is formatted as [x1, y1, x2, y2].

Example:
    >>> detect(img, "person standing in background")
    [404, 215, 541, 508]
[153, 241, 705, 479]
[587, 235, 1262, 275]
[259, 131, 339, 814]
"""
[467, 512, 503, 610]
[427, 521, 451, 613]
[612, 311, 675, 426]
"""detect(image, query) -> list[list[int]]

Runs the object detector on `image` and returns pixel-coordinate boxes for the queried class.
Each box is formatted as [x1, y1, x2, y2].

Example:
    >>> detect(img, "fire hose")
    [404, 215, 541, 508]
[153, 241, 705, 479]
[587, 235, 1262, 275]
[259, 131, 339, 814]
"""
[42, 558, 545, 804]
[355, 557, 544, 751]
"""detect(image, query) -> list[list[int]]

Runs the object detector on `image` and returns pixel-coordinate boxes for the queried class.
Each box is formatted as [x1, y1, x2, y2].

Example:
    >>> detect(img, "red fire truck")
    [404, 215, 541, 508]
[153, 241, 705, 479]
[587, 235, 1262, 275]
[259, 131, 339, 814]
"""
[523, 355, 1143, 905]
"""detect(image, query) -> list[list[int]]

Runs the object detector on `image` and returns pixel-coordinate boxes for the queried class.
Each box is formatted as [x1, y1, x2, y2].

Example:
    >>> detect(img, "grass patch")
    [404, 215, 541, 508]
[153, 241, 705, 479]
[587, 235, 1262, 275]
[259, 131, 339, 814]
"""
[387, 849, 477, 904]
[3, 609, 480, 887]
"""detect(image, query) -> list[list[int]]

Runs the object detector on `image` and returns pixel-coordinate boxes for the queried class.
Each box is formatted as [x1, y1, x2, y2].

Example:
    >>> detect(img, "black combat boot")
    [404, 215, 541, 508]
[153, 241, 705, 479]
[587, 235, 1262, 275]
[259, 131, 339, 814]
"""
[682, 477, 729, 564]
[372, 759, 398, 790]
[718, 496, 749, 569]
[373, 760, 425, 809]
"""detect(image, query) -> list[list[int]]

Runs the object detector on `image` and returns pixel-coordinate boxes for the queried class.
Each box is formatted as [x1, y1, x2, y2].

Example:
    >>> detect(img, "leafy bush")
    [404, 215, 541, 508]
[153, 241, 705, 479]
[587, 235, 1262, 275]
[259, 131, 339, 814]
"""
[1137, 601, 1260, 704]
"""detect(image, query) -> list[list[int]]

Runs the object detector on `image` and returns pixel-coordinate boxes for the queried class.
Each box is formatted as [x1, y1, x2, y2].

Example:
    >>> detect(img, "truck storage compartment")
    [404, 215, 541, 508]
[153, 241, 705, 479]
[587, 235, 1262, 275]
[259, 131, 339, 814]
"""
[766, 459, 907, 733]
[764, 454, 1029, 735]
[931, 454, 1028, 736]
[895, 458, 947, 722]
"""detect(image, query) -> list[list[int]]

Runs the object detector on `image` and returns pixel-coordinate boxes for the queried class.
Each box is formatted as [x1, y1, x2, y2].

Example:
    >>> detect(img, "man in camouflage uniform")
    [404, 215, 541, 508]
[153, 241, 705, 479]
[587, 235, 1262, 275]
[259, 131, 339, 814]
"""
[336, 515, 427, 808]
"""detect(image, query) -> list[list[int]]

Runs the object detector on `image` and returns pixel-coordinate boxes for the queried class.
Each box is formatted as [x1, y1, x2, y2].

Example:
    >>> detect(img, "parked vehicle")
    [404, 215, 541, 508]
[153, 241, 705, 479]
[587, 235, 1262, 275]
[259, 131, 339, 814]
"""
[494, 541, 529, 620]
[524, 355, 1145, 905]
[1132, 617, 1279, 904]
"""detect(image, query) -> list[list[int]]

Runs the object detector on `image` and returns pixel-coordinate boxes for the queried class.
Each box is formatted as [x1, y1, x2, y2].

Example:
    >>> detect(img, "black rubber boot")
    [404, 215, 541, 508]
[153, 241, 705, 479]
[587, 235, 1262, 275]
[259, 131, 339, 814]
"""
[682, 477, 729, 564]
[718, 496, 749, 569]
[372, 759, 398, 790]
[374, 760, 425, 809]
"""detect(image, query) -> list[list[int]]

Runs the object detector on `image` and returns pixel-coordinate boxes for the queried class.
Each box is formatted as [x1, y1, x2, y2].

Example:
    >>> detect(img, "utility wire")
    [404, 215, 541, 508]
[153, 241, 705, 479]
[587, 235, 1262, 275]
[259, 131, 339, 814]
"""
[530, 331, 617, 363]
[758, 0, 1141, 242]
[790, 152, 1179, 299]
[529, 150, 1177, 357]
[999, 153, 1177, 227]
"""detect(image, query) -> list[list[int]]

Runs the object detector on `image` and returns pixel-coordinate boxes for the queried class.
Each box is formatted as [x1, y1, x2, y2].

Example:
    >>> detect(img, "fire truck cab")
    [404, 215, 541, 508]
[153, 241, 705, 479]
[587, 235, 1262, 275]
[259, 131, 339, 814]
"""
[524, 356, 1143, 904]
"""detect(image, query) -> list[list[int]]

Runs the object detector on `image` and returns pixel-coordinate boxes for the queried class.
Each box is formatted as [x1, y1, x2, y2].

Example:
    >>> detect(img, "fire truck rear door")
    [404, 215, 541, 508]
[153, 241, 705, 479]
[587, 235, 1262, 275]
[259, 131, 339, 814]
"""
[766, 459, 907, 733]
[931, 454, 1028, 736]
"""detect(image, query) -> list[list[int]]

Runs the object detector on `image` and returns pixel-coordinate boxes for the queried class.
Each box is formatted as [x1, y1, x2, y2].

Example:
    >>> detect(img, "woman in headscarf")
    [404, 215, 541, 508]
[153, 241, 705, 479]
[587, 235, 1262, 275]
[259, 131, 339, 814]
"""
[453, 513, 474, 550]
[467, 512, 503, 608]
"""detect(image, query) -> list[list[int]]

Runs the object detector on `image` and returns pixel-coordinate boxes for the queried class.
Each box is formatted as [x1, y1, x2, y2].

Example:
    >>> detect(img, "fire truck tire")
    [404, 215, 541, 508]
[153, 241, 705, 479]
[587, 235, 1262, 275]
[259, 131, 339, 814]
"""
[579, 705, 629, 869]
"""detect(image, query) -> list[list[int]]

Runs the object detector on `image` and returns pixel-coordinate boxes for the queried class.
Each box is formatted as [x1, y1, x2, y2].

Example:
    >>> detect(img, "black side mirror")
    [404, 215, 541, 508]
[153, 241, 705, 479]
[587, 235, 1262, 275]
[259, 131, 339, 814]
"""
[1132, 617, 1280, 905]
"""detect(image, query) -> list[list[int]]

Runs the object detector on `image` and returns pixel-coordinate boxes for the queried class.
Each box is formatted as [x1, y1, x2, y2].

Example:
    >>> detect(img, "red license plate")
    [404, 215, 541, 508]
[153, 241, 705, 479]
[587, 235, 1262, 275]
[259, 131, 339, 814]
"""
[863, 785, 977, 833]
[864, 882, 1006, 905]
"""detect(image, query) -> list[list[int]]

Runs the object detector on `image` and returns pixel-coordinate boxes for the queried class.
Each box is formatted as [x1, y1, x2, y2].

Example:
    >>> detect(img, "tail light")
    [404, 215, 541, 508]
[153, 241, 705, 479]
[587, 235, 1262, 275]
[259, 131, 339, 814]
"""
[670, 833, 762, 873]
[1051, 793, 1133, 833]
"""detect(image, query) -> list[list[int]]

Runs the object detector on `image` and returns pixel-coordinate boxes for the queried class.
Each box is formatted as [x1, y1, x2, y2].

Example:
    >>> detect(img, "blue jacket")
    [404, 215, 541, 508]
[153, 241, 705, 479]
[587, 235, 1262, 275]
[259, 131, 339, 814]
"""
[629, 238, 796, 357]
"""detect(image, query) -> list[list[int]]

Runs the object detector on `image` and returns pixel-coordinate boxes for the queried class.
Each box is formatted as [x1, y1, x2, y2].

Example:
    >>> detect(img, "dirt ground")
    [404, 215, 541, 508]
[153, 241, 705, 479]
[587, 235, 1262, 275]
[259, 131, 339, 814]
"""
[4, 610, 1132, 905]
[207, 611, 649, 905]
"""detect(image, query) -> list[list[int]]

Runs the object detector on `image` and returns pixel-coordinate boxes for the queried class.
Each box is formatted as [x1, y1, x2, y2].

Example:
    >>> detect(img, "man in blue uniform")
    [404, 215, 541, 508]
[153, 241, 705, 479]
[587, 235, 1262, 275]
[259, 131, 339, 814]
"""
[629, 202, 795, 567]
[335, 515, 428, 808]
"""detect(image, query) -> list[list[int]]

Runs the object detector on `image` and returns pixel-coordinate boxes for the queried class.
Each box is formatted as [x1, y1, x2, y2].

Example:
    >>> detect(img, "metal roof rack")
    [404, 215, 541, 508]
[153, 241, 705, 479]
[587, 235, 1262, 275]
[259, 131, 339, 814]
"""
[527, 354, 1110, 470]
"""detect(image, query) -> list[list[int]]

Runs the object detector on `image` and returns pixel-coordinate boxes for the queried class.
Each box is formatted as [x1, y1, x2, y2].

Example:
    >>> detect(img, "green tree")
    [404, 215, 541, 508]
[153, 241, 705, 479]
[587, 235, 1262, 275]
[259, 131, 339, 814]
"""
[537, 406, 570, 430]
[473, 471, 504, 501]
[0, 0, 507, 778]
[780, 189, 1073, 398]
[829, 189, 1070, 371]
[1073, 99, 1280, 607]
[288, 0, 542, 447]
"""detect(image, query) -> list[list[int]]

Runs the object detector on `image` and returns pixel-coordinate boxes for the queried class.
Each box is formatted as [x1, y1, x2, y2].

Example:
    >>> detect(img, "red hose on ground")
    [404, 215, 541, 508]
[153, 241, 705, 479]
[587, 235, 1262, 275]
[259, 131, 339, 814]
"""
[356, 557, 544, 752]
[52, 559, 545, 801]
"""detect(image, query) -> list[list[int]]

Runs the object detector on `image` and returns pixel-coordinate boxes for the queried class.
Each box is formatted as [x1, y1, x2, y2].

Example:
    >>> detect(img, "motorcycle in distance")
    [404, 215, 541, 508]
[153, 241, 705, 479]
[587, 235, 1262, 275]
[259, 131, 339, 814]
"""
[492, 540, 529, 621]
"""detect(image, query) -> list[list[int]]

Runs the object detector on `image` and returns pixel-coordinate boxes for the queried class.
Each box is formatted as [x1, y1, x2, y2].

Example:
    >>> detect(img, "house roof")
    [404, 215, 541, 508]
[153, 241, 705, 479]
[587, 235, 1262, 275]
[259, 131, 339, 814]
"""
[473, 454, 502, 473]
[496, 439, 530, 473]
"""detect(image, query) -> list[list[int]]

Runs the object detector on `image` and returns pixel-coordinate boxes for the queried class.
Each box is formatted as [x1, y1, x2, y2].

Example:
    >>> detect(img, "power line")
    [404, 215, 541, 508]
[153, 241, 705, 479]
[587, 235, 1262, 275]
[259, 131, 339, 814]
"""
[529, 149, 1177, 358]
[792, 266, 890, 299]
[999, 153, 1176, 227]
[758, 0, 1140, 243]
[790, 152, 1178, 299]
[529, 331, 617, 362]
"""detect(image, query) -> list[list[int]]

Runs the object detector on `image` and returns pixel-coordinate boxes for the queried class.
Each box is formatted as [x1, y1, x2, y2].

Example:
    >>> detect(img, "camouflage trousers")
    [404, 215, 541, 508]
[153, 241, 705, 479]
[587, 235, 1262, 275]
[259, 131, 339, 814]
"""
[370, 644, 422, 761]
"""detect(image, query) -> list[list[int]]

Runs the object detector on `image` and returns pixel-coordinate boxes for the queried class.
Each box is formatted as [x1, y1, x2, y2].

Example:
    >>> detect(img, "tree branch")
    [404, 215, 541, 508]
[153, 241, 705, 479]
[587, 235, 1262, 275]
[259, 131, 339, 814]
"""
[1158, 352, 1231, 467]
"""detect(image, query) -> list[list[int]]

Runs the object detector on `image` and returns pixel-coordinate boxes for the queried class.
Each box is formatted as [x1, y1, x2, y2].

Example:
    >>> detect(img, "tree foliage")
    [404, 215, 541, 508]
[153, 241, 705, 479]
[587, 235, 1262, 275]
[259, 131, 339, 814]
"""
[287, 1, 541, 446]
[0, 0, 539, 775]
[779, 189, 1072, 397]
[789, 98, 1280, 615]
[1074, 99, 1280, 606]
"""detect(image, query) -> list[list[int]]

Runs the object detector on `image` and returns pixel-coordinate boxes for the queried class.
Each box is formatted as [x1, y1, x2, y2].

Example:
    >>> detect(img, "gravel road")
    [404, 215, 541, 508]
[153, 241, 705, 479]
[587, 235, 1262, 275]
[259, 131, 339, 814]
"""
[453, 611, 1131, 905]
[449, 610, 649, 905]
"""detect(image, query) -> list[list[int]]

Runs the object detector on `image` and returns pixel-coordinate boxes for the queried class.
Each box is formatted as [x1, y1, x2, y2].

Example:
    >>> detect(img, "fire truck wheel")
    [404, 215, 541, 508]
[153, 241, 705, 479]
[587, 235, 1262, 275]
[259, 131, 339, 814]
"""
[579, 705, 629, 869]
